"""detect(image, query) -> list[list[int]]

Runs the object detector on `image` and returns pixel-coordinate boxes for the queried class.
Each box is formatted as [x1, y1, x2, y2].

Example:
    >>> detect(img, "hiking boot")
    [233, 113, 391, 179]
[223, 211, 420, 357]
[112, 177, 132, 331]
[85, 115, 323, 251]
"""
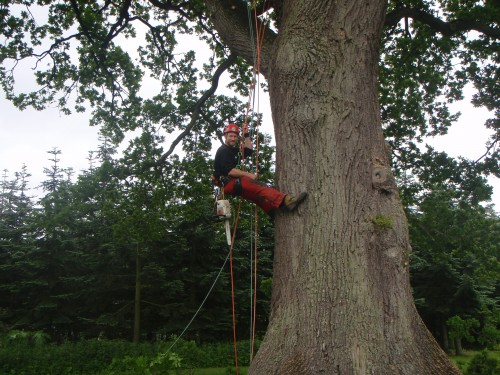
[283, 192, 308, 211]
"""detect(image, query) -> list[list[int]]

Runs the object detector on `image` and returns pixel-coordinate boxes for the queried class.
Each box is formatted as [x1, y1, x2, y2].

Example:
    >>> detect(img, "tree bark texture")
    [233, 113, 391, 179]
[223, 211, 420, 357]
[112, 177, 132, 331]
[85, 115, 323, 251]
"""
[207, 0, 461, 373]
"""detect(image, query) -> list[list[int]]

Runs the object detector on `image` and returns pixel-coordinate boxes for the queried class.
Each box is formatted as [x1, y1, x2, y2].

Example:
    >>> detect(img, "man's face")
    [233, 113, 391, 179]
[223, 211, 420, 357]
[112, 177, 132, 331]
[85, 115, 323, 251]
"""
[224, 132, 239, 148]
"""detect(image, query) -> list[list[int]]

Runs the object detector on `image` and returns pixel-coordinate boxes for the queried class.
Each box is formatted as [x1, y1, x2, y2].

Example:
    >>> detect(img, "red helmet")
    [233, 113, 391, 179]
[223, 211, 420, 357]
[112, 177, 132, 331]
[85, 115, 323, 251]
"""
[223, 123, 239, 134]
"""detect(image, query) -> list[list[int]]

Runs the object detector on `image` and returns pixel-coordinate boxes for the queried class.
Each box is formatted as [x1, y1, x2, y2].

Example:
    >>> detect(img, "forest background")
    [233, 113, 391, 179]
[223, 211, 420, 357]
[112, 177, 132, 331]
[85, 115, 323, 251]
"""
[0, 0, 499, 374]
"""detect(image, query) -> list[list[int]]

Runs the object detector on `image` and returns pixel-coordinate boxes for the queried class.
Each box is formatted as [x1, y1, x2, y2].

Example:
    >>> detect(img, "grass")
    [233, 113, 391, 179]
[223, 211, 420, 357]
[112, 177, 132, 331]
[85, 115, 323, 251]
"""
[187, 352, 500, 375]
[194, 369, 247, 375]
[169, 368, 248, 375]
[166, 351, 500, 375]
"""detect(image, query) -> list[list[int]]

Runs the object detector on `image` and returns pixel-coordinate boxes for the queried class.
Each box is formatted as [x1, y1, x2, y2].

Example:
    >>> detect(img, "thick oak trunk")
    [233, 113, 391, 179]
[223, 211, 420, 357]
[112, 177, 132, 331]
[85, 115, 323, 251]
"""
[208, 0, 461, 373]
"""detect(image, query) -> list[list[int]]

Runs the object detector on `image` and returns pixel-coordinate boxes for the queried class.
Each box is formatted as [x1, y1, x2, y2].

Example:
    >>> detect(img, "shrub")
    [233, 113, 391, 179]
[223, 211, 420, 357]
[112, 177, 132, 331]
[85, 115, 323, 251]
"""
[0, 334, 161, 374]
[478, 323, 500, 350]
[0, 332, 257, 374]
[465, 351, 500, 375]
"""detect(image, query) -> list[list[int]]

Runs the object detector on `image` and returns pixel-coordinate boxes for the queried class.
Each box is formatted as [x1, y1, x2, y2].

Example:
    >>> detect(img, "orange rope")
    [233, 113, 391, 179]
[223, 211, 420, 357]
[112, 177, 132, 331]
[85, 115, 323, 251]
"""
[251, 204, 259, 359]
[229, 1, 271, 368]
[249, 0, 271, 360]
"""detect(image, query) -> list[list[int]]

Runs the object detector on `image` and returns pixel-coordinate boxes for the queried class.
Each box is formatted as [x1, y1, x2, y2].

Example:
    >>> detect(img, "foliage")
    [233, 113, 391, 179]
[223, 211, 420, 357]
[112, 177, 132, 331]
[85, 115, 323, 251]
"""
[447, 316, 480, 345]
[381, 1, 499, 207]
[465, 350, 500, 375]
[6, 330, 50, 346]
[0, 136, 274, 342]
[0, 1, 498, 206]
[99, 351, 182, 375]
[0, 336, 157, 374]
[409, 188, 499, 351]
[450, 350, 500, 374]
[478, 322, 500, 350]
[0, 335, 256, 374]
[372, 214, 394, 230]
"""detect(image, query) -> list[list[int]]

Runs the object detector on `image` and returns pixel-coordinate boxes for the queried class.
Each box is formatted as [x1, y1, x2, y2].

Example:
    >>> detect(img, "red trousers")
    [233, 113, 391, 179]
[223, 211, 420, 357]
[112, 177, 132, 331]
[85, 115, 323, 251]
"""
[224, 176, 286, 213]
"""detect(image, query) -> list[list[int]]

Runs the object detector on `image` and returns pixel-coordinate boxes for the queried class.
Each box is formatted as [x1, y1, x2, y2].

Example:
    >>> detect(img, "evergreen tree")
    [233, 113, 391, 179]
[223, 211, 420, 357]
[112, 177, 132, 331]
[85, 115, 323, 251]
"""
[0, 165, 36, 331]
[409, 189, 500, 352]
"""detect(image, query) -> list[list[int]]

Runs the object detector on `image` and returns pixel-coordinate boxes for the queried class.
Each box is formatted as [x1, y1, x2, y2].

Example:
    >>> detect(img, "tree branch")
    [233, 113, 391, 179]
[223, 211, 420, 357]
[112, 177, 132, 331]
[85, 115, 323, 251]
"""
[157, 53, 237, 164]
[385, 7, 500, 39]
[102, 0, 132, 48]
[147, 0, 193, 21]
[474, 134, 499, 164]
[205, 0, 277, 77]
[69, 0, 128, 98]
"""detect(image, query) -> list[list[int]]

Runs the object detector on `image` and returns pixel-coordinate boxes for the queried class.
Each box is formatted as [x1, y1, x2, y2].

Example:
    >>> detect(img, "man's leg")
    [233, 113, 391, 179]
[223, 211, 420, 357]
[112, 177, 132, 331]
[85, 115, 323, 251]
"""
[238, 176, 286, 213]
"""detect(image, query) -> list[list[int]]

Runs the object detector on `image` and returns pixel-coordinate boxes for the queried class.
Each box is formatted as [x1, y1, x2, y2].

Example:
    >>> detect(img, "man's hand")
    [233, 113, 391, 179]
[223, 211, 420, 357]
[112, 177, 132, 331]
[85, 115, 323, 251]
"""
[241, 124, 253, 151]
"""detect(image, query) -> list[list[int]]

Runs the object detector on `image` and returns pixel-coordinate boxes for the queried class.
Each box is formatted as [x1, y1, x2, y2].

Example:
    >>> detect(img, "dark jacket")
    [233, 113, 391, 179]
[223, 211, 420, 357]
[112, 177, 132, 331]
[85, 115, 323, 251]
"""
[214, 144, 253, 183]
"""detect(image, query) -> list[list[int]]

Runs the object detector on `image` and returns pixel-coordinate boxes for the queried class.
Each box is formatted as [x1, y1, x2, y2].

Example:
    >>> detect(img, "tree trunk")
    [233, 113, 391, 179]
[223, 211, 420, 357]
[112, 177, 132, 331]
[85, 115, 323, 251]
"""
[442, 322, 451, 354]
[454, 338, 463, 356]
[133, 252, 141, 344]
[207, 0, 461, 373]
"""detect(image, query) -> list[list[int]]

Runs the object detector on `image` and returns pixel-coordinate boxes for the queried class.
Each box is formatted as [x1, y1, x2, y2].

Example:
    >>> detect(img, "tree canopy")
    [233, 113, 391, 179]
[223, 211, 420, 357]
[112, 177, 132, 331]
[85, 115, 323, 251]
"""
[1, 1, 498, 195]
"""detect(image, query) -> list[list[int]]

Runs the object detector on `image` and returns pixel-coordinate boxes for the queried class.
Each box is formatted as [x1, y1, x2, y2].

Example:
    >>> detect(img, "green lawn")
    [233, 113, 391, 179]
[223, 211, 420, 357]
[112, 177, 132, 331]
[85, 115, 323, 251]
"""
[169, 367, 248, 375]
[170, 352, 500, 375]
[194, 369, 247, 375]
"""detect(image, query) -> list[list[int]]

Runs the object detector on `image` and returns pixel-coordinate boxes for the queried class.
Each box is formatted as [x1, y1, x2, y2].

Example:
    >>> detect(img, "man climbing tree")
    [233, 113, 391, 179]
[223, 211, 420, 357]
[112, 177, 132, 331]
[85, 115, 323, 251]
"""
[213, 123, 307, 215]
[1, 1, 498, 374]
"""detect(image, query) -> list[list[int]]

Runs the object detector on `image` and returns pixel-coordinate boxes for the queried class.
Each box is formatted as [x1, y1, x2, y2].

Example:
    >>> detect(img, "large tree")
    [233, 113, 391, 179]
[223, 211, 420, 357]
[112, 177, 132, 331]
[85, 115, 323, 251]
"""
[1, 0, 499, 373]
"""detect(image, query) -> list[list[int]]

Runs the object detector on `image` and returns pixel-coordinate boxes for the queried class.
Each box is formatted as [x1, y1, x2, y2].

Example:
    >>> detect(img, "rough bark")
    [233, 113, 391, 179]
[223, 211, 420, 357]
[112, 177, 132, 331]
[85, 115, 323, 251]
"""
[207, 0, 461, 373]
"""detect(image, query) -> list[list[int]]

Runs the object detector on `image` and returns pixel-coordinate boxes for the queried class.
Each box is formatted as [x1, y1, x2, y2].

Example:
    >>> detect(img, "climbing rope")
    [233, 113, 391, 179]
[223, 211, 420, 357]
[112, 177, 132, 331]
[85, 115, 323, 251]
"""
[229, 200, 243, 373]
[163, 2, 271, 369]
[164, 245, 232, 355]
[249, 1, 269, 359]
[227, 1, 272, 371]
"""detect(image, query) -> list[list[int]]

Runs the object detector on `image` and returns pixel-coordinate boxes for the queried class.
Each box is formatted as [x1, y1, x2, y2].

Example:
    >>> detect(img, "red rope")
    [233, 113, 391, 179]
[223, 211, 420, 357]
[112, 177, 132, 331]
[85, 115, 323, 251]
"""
[229, 1, 271, 368]
[229, 201, 242, 374]
[251, 204, 259, 359]
[249, 0, 271, 360]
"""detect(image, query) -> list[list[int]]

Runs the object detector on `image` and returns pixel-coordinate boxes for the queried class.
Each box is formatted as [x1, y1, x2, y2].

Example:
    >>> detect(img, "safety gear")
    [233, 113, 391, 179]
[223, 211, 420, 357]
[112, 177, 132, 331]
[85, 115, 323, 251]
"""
[224, 123, 239, 134]
[232, 178, 243, 196]
[283, 192, 308, 211]
[211, 175, 222, 187]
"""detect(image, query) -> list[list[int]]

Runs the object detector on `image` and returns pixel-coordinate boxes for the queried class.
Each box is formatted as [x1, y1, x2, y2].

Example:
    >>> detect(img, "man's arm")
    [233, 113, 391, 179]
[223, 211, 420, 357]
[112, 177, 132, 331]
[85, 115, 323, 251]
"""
[228, 168, 257, 180]
[232, 124, 256, 179]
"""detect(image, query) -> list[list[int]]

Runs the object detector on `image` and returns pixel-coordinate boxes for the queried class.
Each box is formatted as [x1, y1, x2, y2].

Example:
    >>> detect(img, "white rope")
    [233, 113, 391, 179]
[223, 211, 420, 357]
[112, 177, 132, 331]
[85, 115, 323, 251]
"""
[165, 247, 231, 354]
[246, 3, 257, 361]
